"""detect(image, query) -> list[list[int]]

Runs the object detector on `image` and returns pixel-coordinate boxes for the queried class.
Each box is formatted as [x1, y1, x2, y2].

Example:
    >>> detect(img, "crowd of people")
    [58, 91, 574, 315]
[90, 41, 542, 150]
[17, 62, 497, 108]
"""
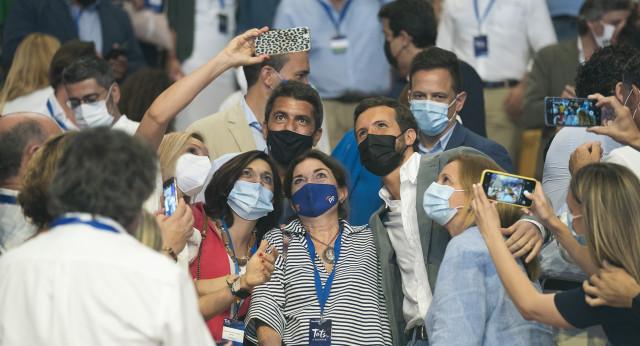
[1, 0, 640, 345]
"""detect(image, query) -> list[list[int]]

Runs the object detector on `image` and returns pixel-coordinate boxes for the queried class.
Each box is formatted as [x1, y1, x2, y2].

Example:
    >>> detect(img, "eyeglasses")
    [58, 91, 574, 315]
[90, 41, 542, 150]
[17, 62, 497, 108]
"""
[66, 88, 109, 109]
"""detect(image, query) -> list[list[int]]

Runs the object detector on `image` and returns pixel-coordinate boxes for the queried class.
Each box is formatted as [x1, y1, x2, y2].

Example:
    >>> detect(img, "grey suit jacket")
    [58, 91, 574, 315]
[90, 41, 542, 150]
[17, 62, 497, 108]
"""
[369, 146, 491, 346]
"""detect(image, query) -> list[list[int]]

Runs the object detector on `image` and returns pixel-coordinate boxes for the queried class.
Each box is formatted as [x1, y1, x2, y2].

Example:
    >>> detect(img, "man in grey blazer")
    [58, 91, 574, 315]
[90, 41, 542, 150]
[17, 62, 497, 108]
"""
[353, 97, 546, 345]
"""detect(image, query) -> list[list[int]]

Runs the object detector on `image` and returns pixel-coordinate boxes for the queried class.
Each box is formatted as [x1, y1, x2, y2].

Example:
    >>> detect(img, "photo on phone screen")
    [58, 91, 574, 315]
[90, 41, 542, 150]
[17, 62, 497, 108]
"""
[255, 27, 311, 56]
[544, 97, 602, 127]
[480, 170, 536, 208]
[163, 178, 178, 216]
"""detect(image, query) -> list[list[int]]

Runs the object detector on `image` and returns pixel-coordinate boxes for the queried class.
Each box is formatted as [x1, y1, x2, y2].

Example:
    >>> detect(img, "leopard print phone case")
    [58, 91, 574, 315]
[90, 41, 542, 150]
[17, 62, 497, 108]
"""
[255, 27, 311, 56]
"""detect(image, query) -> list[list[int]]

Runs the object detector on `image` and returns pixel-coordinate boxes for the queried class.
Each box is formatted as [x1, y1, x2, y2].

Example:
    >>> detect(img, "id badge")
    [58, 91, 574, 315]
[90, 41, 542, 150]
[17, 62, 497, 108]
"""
[218, 13, 228, 34]
[309, 318, 332, 345]
[330, 35, 348, 54]
[474, 35, 488, 57]
[222, 318, 245, 343]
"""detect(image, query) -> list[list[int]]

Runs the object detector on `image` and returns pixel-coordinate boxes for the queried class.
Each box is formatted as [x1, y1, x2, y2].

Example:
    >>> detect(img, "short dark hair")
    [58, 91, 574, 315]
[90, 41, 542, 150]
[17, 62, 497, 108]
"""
[0, 119, 47, 183]
[62, 55, 115, 89]
[243, 53, 290, 88]
[49, 40, 96, 90]
[264, 81, 324, 133]
[284, 150, 348, 220]
[578, 0, 633, 36]
[622, 53, 640, 89]
[378, 0, 437, 48]
[203, 150, 283, 244]
[353, 97, 419, 152]
[119, 67, 173, 127]
[47, 128, 157, 229]
[575, 44, 639, 97]
[409, 47, 462, 94]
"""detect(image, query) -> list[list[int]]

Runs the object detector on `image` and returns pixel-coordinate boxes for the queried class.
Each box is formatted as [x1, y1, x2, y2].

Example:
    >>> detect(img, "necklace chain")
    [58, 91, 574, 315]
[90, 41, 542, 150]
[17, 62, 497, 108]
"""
[218, 218, 256, 266]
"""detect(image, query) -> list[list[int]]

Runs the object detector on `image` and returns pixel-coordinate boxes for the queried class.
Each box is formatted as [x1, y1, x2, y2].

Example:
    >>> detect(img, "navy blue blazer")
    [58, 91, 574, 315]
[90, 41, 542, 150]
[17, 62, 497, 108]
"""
[444, 123, 515, 173]
[3, 0, 145, 72]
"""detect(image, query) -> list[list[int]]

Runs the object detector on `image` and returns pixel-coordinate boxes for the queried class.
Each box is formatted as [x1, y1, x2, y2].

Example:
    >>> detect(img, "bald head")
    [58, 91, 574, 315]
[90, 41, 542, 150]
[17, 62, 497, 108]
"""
[0, 113, 62, 188]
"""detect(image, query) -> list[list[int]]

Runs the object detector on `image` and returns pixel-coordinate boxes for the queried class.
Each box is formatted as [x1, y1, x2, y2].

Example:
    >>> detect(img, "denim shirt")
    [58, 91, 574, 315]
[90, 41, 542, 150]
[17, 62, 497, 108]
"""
[426, 227, 553, 345]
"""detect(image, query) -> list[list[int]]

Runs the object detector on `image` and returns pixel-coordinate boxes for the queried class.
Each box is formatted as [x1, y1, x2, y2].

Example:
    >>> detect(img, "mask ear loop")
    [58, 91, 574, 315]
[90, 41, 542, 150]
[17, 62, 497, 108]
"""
[105, 85, 114, 116]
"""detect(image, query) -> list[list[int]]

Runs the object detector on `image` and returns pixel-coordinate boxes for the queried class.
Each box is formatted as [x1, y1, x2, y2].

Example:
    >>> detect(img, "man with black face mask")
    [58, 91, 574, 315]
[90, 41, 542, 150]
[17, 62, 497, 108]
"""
[353, 97, 547, 346]
[3, 0, 146, 74]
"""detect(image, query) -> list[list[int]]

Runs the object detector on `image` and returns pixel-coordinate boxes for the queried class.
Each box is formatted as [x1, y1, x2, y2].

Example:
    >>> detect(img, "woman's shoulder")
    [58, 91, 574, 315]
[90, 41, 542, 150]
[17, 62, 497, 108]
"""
[446, 227, 488, 256]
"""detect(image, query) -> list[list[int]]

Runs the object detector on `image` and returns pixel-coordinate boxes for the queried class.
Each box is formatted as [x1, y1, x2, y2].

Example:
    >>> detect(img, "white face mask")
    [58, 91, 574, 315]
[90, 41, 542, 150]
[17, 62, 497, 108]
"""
[623, 87, 640, 119]
[592, 21, 616, 48]
[175, 154, 211, 197]
[72, 87, 114, 128]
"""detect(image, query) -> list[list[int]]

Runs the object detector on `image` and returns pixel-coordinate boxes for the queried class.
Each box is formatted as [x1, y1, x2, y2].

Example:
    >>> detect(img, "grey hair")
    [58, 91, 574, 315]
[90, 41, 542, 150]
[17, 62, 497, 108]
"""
[47, 128, 157, 229]
[62, 55, 116, 89]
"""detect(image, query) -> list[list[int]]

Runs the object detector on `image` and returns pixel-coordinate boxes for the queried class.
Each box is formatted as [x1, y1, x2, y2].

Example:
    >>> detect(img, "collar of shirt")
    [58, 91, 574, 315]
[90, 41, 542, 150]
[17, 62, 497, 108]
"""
[51, 212, 128, 235]
[241, 95, 262, 131]
[378, 152, 422, 208]
[66, 0, 100, 14]
[0, 187, 18, 198]
[418, 122, 458, 155]
[577, 36, 586, 64]
[281, 218, 361, 237]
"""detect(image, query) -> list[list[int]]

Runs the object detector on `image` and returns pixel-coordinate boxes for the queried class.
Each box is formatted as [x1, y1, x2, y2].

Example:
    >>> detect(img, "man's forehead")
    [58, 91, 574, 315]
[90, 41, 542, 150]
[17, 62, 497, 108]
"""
[411, 68, 453, 91]
[270, 97, 314, 115]
[357, 106, 396, 125]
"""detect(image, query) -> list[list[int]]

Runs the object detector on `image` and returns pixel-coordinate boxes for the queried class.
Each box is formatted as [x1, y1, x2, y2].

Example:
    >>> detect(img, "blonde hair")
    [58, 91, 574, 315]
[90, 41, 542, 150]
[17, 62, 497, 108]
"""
[135, 211, 163, 252]
[157, 131, 205, 182]
[0, 33, 61, 112]
[570, 163, 640, 283]
[18, 132, 78, 228]
[450, 154, 540, 280]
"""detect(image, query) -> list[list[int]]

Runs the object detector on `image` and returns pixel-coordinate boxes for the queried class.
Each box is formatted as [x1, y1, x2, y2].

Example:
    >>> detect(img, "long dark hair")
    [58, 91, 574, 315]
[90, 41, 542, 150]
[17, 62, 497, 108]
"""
[203, 151, 283, 243]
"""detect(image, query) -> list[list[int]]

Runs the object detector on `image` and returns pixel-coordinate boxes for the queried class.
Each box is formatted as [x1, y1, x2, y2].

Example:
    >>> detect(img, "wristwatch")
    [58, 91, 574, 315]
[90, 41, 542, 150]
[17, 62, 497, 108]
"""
[231, 276, 251, 299]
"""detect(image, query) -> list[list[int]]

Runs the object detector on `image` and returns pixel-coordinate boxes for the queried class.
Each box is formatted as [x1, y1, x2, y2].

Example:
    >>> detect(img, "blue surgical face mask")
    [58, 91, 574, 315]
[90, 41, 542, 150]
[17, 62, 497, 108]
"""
[227, 180, 274, 220]
[423, 182, 465, 226]
[410, 96, 457, 136]
[291, 183, 339, 218]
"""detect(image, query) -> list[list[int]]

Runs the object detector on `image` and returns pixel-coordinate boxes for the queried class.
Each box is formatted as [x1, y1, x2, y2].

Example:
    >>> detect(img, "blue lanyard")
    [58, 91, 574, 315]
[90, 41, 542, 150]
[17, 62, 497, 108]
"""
[49, 216, 119, 233]
[318, 0, 353, 35]
[306, 224, 343, 316]
[0, 194, 17, 205]
[46, 100, 68, 131]
[473, 0, 496, 32]
[220, 218, 258, 275]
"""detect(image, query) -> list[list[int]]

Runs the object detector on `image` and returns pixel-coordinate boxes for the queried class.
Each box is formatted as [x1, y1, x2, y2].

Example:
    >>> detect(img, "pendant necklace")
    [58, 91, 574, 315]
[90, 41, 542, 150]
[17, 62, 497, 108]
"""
[306, 228, 340, 264]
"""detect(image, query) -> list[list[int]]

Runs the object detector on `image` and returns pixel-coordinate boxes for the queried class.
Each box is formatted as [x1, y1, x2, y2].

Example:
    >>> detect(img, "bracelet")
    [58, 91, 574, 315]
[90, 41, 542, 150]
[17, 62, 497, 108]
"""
[162, 246, 178, 262]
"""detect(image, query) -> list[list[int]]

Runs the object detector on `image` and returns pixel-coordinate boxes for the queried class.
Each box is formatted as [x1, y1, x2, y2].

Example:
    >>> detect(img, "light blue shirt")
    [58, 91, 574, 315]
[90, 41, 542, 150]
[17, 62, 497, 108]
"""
[240, 96, 267, 152]
[274, 0, 391, 98]
[546, 0, 585, 17]
[418, 122, 458, 155]
[426, 227, 553, 345]
[67, 0, 103, 54]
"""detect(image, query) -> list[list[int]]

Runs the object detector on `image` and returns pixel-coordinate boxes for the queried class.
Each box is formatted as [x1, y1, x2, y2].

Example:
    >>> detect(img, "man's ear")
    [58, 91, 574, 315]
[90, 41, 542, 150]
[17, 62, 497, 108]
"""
[398, 30, 411, 47]
[110, 82, 121, 104]
[25, 144, 40, 162]
[312, 127, 322, 146]
[262, 121, 269, 140]
[404, 128, 417, 147]
[261, 66, 276, 89]
[454, 91, 467, 112]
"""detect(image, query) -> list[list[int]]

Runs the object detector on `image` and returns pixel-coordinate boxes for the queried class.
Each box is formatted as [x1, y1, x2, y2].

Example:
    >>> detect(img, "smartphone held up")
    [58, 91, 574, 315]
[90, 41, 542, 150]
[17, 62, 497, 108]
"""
[480, 170, 536, 208]
[255, 27, 311, 56]
[544, 97, 614, 127]
[163, 178, 178, 216]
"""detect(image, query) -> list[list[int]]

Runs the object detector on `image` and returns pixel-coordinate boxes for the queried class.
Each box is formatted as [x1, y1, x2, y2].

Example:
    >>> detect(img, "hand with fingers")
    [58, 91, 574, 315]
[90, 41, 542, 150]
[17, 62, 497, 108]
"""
[569, 141, 602, 177]
[502, 221, 543, 263]
[522, 182, 564, 232]
[241, 240, 280, 290]
[155, 198, 195, 254]
[587, 93, 640, 149]
[583, 260, 640, 309]
[471, 184, 503, 241]
[221, 27, 271, 68]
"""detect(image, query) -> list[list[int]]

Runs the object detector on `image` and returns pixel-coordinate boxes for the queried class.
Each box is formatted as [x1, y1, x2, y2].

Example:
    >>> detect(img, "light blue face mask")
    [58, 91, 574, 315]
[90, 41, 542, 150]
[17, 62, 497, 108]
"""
[423, 182, 465, 226]
[227, 180, 274, 220]
[410, 96, 457, 136]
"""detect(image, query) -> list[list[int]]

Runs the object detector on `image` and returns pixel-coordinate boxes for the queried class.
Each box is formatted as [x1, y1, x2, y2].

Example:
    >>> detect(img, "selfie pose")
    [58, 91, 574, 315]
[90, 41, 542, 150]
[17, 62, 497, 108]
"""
[472, 163, 640, 344]
[424, 154, 552, 345]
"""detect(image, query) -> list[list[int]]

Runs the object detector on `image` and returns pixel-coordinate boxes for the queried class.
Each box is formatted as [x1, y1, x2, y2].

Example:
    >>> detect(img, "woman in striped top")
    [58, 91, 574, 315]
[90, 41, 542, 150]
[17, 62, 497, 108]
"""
[245, 150, 392, 345]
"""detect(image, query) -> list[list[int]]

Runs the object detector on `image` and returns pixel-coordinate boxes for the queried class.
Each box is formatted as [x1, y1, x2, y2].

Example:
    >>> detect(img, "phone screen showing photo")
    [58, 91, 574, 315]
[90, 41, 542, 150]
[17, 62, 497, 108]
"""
[481, 171, 536, 208]
[163, 182, 177, 216]
[544, 97, 601, 127]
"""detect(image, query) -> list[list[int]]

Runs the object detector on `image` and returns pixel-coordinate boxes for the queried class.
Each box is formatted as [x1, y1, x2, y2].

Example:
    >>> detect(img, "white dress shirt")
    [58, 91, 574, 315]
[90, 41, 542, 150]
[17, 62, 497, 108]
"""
[0, 188, 37, 255]
[112, 114, 140, 135]
[436, 0, 556, 81]
[379, 153, 433, 329]
[240, 96, 267, 152]
[0, 213, 214, 346]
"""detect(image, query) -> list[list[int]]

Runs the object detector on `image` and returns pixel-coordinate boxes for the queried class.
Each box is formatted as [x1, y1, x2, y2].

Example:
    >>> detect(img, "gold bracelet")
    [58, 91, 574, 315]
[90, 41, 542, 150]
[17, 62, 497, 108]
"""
[162, 246, 178, 261]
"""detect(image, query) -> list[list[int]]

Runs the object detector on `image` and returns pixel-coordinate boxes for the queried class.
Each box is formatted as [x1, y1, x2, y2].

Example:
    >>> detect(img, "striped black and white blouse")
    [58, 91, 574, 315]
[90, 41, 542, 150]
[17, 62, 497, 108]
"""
[245, 218, 392, 345]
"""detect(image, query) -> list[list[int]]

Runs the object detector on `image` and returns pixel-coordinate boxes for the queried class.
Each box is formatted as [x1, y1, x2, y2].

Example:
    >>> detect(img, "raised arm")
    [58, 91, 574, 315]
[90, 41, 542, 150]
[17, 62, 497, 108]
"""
[472, 184, 572, 328]
[135, 27, 270, 150]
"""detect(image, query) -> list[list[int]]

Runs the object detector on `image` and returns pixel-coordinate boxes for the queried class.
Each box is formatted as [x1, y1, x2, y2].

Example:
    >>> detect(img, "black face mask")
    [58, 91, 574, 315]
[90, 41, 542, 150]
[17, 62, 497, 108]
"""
[358, 132, 408, 177]
[384, 40, 398, 69]
[76, 0, 97, 6]
[267, 130, 314, 165]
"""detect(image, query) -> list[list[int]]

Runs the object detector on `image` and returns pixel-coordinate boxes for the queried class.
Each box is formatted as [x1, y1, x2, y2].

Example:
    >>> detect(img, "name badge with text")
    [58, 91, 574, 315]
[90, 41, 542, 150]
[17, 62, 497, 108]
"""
[309, 318, 332, 345]
[330, 36, 348, 54]
[474, 35, 488, 57]
[222, 318, 245, 343]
